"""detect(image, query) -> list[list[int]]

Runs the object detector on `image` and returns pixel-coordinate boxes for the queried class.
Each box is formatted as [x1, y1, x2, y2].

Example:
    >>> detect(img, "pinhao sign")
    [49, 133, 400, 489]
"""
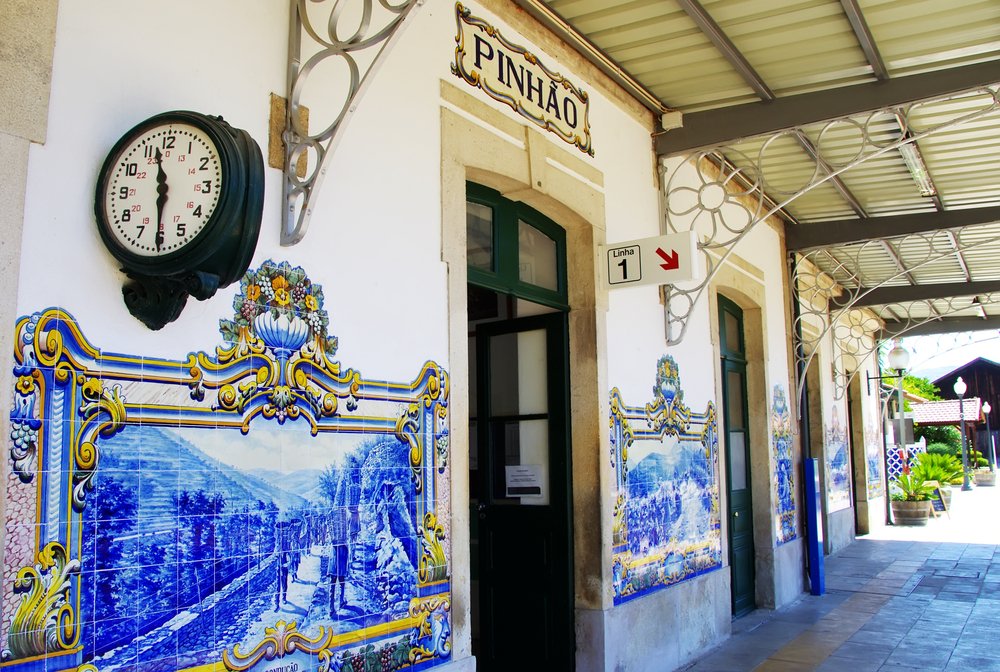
[452, 3, 594, 156]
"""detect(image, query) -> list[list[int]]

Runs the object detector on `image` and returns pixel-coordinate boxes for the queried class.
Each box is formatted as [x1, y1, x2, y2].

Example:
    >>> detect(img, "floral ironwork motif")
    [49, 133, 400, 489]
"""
[795, 234, 1000, 402]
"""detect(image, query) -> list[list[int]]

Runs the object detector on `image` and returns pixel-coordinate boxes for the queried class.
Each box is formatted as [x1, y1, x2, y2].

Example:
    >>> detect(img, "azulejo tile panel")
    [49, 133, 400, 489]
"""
[825, 408, 851, 513]
[865, 421, 884, 500]
[1, 261, 452, 672]
[772, 386, 797, 545]
[610, 356, 722, 605]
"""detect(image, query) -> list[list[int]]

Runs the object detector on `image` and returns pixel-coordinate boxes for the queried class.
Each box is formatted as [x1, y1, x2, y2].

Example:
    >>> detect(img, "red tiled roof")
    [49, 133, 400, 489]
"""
[911, 398, 982, 425]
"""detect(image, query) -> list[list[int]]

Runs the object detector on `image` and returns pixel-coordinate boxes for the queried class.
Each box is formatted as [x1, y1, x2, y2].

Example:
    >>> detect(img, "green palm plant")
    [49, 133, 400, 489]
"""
[911, 452, 964, 486]
[891, 473, 936, 501]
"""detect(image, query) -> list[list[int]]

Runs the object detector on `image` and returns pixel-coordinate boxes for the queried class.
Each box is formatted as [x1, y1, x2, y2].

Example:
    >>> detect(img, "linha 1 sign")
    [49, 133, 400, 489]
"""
[605, 231, 702, 288]
[451, 3, 594, 156]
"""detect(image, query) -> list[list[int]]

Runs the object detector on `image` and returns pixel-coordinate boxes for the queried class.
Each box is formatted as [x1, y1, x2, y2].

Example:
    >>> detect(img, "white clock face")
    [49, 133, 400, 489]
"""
[102, 122, 223, 257]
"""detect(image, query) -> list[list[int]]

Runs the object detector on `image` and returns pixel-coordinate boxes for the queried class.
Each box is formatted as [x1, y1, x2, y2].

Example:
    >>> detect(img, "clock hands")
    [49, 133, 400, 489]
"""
[154, 147, 168, 252]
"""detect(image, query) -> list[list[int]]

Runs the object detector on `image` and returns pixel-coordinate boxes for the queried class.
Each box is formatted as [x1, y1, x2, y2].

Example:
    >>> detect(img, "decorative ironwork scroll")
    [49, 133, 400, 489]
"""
[793, 222, 1000, 402]
[282, 0, 423, 245]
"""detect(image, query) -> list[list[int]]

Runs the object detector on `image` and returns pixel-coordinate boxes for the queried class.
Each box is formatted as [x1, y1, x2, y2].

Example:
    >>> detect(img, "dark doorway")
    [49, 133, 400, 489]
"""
[719, 295, 755, 617]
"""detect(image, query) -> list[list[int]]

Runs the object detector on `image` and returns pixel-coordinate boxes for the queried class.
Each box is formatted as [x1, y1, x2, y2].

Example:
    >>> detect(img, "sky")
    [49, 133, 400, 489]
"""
[900, 330, 1000, 383]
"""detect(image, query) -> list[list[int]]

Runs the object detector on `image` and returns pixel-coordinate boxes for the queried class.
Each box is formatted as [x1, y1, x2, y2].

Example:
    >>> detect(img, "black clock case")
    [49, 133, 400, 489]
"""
[94, 111, 264, 330]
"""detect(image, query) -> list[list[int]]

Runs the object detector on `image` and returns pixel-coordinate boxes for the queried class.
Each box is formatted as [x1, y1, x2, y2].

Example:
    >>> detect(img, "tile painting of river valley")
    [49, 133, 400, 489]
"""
[80, 422, 420, 671]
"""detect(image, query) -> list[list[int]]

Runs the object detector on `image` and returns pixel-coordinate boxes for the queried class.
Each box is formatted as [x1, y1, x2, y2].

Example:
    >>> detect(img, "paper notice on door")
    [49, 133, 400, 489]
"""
[506, 464, 544, 498]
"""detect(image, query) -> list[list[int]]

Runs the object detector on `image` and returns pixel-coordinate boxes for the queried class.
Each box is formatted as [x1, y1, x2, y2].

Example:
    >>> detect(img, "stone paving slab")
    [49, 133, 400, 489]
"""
[679, 485, 1000, 672]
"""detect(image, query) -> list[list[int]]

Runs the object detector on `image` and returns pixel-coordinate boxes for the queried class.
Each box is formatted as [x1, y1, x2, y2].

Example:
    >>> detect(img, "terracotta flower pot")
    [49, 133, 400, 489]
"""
[891, 499, 932, 526]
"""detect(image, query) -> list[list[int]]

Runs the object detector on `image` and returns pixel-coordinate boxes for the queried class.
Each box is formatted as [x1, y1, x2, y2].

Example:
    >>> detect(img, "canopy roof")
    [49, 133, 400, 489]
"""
[519, 0, 1000, 340]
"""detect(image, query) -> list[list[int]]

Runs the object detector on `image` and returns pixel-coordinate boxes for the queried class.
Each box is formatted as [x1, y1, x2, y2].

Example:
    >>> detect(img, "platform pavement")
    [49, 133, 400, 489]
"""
[680, 483, 1000, 671]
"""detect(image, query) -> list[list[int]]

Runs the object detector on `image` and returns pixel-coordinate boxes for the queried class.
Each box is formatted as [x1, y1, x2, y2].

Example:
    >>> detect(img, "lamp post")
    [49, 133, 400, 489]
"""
[887, 344, 910, 467]
[984, 400, 994, 472]
[866, 342, 912, 525]
[955, 376, 972, 491]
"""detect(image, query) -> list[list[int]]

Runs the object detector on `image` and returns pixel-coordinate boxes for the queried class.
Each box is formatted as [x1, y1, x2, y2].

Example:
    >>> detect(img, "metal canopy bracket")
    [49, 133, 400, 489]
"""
[794, 228, 1000, 402]
[661, 85, 1000, 347]
[282, 0, 422, 246]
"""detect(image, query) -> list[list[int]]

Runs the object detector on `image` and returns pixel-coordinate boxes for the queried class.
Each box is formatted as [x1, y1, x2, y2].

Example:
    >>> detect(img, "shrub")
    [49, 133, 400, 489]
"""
[912, 452, 963, 485]
[891, 473, 935, 501]
[926, 442, 958, 457]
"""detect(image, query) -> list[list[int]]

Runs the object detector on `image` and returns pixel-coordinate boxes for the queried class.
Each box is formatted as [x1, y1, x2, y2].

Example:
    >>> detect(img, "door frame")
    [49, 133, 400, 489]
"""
[465, 182, 575, 668]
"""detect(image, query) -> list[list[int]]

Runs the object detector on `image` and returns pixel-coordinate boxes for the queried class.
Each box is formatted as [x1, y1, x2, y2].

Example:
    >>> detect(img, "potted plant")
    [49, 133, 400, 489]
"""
[912, 452, 963, 508]
[969, 449, 996, 486]
[890, 473, 935, 525]
[974, 467, 996, 486]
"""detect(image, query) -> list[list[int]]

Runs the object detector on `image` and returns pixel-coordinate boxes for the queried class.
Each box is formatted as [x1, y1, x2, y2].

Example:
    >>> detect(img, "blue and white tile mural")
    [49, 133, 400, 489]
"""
[610, 356, 722, 604]
[1, 261, 452, 672]
[865, 421, 884, 499]
[771, 386, 796, 545]
[825, 408, 851, 512]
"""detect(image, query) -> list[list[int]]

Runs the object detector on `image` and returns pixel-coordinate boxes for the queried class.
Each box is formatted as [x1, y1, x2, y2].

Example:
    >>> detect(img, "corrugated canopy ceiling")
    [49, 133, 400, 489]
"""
[517, 0, 1000, 340]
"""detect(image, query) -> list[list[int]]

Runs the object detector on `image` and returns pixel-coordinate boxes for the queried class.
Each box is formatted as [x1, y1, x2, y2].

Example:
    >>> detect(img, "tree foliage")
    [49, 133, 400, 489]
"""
[915, 425, 961, 451]
[903, 375, 941, 401]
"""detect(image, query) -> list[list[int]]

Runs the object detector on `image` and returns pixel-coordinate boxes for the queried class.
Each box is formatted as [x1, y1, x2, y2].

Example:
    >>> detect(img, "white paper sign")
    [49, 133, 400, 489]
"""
[505, 464, 544, 498]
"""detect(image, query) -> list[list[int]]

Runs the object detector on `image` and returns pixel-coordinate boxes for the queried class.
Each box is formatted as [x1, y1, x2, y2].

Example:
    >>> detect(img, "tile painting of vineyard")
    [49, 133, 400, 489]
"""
[80, 424, 420, 670]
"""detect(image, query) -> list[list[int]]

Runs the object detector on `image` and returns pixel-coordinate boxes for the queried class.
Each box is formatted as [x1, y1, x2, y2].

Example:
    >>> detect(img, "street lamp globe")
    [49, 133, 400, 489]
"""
[887, 344, 910, 371]
[984, 401, 992, 415]
[955, 376, 972, 490]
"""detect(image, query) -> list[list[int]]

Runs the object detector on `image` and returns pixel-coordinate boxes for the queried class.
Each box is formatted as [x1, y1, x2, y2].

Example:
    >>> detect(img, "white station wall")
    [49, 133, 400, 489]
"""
[21, 0, 663, 377]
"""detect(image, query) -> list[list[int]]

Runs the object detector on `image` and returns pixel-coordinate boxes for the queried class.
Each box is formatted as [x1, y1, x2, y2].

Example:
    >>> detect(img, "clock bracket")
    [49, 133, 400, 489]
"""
[122, 271, 221, 331]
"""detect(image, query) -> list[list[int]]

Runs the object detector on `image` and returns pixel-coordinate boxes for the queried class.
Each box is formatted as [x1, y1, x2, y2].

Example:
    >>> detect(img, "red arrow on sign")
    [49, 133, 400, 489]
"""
[656, 247, 679, 270]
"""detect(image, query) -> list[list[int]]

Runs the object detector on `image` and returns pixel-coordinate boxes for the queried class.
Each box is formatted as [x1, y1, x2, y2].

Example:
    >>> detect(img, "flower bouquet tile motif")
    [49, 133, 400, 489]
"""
[1, 260, 452, 672]
[221, 259, 335, 355]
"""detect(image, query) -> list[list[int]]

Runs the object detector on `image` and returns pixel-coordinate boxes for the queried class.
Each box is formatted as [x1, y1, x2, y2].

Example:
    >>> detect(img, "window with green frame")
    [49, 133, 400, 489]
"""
[466, 183, 568, 310]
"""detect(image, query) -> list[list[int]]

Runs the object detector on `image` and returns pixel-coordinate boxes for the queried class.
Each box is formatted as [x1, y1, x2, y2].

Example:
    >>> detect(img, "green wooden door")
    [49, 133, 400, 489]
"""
[719, 295, 755, 617]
